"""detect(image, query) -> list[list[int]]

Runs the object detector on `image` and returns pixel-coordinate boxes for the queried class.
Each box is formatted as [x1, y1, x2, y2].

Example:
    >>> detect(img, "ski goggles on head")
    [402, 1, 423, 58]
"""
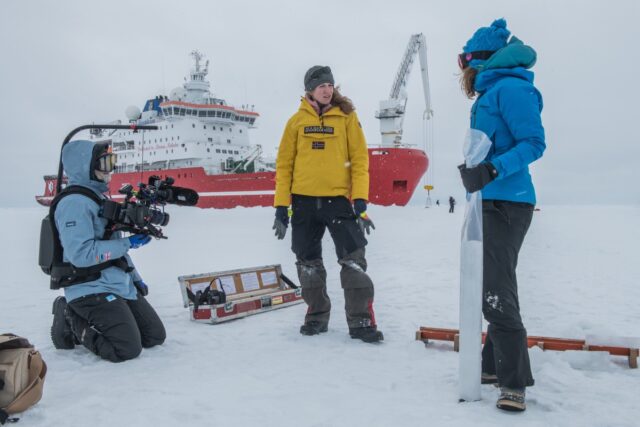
[95, 151, 117, 173]
[458, 50, 495, 69]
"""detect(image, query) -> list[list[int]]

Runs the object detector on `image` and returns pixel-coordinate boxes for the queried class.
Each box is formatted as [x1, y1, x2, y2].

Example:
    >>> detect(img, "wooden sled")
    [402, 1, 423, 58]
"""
[416, 327, 639, 368]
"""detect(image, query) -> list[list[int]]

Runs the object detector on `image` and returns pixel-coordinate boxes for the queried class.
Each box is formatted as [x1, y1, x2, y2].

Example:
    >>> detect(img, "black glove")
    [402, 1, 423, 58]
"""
[133, 280, 149, 296]
[272, 206, 289, 240]
[353, 199, 375, 235]
[458, 162, 498, 193]
[353, 199, 367, 216]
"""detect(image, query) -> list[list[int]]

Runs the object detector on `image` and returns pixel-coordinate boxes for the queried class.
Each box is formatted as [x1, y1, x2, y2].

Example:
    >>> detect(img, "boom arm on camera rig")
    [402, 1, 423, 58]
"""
[55, 124, 159, 194]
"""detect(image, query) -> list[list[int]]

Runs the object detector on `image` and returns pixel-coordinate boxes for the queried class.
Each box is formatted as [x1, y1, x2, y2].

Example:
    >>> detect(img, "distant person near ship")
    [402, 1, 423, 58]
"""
[457, 18, 546, 411]
[272, 65, 383, 343]
[449, 196, 456, 213]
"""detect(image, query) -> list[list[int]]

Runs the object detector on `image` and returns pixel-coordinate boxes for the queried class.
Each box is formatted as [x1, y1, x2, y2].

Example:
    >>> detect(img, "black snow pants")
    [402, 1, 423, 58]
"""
[69, 292, 166, 363]
[481, 200, 535, 389]
[291, 194, 376, 329]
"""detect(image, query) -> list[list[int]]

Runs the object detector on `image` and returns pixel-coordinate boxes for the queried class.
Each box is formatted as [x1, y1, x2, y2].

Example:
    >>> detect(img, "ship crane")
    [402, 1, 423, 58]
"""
[376, 33, 433, 147]
[230, 145, 263, 173]
[375, 33, 435, 205]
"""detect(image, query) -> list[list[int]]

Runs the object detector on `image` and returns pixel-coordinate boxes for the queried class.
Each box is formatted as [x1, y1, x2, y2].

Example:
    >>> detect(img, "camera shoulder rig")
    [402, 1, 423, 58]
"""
[39, 185, 133, 290]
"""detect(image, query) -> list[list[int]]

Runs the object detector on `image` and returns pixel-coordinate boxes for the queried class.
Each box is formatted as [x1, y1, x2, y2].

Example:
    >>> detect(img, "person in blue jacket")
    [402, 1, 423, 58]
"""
[50, 139, 166, 362]
[457, 19, 545, 412]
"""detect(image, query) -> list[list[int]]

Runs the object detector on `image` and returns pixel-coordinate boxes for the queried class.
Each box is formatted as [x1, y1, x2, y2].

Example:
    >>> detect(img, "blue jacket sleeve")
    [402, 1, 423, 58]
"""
[125, 253, 143, 282]
[55, 195, 131, 268]
[492, 84, 546, 179]
[112, 229, 143, 281]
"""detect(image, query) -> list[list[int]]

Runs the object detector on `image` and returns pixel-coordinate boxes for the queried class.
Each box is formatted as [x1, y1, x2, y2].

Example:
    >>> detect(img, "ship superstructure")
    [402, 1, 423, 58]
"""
[96, 51, 268, 177]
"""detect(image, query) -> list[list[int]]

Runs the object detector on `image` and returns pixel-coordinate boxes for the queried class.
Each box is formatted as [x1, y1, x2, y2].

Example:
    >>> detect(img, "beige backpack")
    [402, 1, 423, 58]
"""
[0, 334, 47, 424]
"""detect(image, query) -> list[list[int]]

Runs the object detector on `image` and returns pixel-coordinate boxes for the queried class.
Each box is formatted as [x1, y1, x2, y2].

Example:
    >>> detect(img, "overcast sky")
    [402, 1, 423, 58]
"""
[1, 0, 638, 207]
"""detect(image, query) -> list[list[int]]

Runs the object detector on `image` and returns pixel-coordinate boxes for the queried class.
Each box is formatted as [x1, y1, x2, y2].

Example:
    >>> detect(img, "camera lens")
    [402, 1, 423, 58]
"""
[148, 208, 170, 226]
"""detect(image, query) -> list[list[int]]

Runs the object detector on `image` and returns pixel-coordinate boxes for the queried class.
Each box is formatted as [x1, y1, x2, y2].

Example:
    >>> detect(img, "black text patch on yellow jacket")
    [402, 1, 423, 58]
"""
[311, 141, 325, 150]
[304, 126, 334, 134]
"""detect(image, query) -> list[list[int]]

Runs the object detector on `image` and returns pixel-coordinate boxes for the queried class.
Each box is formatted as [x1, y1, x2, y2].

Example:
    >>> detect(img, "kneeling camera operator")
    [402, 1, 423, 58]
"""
[48, 140, 168, 363]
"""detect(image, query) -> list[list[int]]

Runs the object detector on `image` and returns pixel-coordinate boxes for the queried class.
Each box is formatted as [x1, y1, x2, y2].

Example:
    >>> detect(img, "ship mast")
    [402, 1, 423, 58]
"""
[183, 50, 211, 102]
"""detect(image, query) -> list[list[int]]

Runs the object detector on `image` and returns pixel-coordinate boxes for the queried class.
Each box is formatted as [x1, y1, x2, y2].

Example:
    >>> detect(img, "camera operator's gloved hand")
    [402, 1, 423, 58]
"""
[353, 199, 375, 235]
[272, 206, 289, 240]
[458, 162, 498, 193]
[133, 280, 149, 296]
[128, 234, 152, 249]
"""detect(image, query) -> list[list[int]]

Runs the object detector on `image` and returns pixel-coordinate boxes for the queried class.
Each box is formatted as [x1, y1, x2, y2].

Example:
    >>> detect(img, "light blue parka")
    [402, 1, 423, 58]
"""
[55, 140, 141, 302]
[472, 38, 546, 204]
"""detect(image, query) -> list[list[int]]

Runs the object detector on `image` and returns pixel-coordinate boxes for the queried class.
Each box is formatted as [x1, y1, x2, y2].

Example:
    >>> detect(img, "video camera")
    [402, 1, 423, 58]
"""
[102, 175, 199, 239]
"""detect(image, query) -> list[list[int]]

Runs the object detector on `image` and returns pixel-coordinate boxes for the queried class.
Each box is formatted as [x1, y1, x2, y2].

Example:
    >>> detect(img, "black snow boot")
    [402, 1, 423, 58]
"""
[300, 321, 328, 336]
[51, 296, 76, 349]
[496, 387, 526, 412]
[349, 326, 384, 343]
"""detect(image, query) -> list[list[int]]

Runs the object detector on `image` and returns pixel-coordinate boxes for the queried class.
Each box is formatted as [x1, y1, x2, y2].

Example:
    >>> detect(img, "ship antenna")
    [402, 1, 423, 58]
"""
[139, 131, 145, 184]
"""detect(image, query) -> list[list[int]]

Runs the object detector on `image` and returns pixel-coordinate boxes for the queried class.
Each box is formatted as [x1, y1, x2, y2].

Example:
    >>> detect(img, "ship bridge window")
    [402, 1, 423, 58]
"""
[222, 150, 227, 154]
[186, 109, 193, 115]
[199, 111, 206, 117]
[179, 109, 185, 116]
[216, 149, 220, 153]
[208, 138, 212, 142]
[227, 139, 231, 143]
[207, 111, 214, 117]
[234, 150, 239, 154]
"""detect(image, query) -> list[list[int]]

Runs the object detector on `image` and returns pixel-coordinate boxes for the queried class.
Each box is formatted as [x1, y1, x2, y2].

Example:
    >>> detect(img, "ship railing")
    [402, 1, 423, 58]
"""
[368, 143, 420, 149]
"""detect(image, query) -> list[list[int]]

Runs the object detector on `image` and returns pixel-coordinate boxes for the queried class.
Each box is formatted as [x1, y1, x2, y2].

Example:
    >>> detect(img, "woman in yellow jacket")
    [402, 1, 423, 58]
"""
[273, 65, 383, 343]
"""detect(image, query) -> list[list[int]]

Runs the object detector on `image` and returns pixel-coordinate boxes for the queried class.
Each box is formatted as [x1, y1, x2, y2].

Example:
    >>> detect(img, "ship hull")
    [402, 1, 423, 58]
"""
[36, 147, 428, 208]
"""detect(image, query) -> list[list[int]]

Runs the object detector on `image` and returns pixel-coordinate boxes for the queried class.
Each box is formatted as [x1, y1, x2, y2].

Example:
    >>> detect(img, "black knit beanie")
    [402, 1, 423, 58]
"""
[304, 65, 334, 92]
